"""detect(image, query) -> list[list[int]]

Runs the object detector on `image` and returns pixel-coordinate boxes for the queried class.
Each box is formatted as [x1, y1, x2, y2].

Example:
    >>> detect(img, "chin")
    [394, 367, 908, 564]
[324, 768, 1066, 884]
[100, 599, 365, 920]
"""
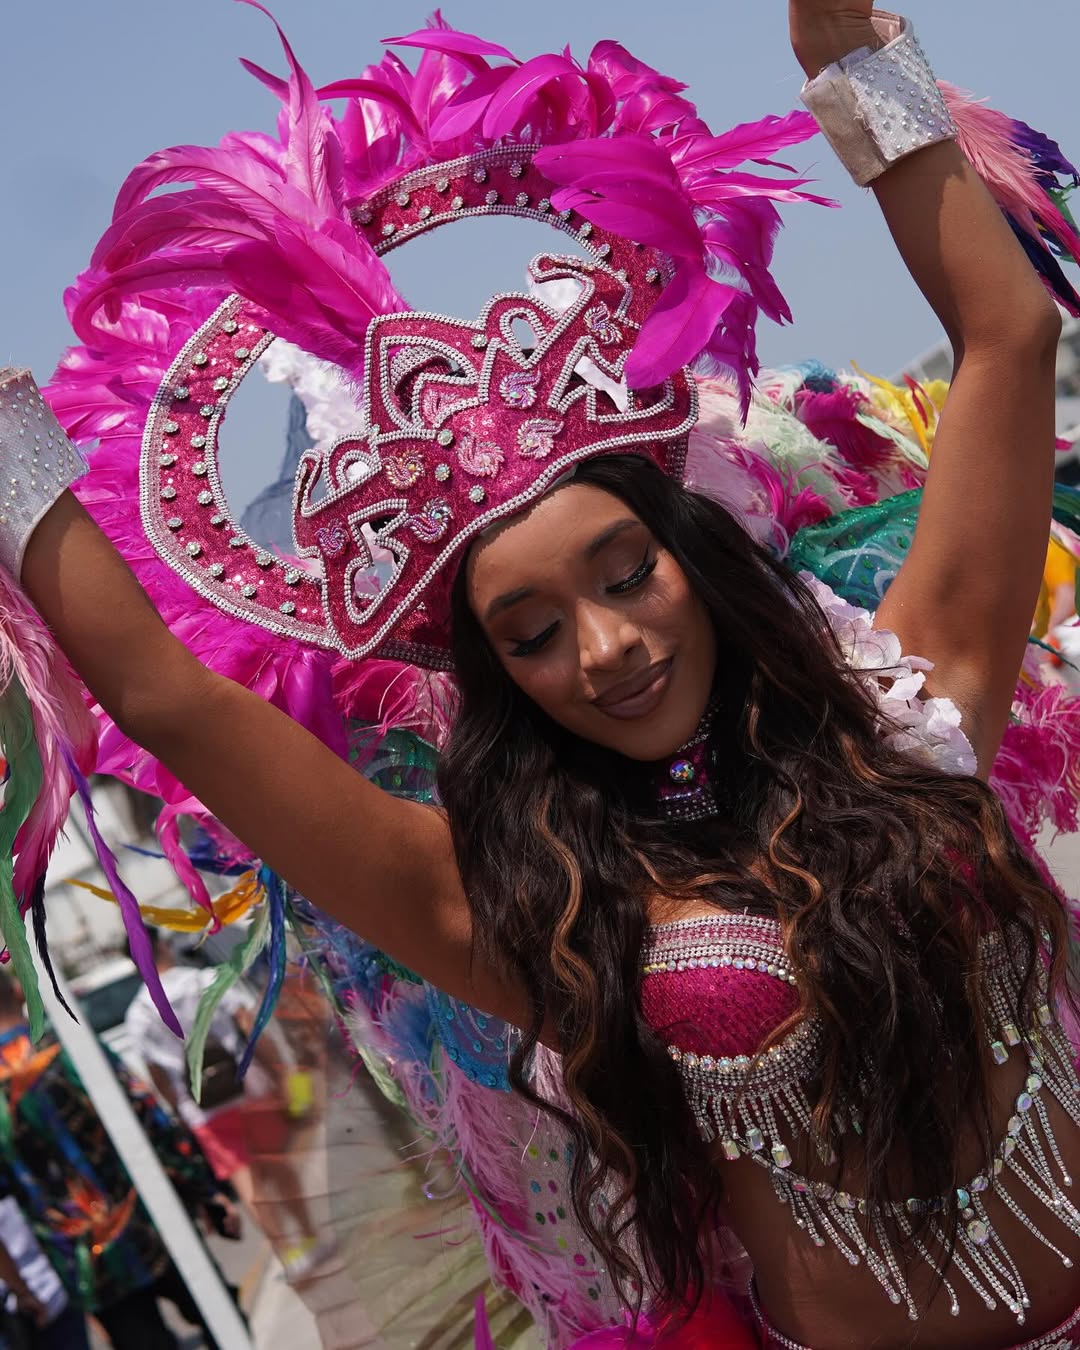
[588, 692, 710, 763]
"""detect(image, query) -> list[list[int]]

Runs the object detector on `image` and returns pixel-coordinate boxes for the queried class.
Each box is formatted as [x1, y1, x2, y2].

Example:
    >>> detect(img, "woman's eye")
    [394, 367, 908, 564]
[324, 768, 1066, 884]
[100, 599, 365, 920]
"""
[607, 551, 658, 595]
[509, 621, 558, 658]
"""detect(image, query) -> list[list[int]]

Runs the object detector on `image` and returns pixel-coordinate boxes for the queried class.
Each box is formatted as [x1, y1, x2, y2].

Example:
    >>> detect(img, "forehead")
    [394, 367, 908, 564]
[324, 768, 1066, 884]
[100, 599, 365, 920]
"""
[465, 481, 640, 601]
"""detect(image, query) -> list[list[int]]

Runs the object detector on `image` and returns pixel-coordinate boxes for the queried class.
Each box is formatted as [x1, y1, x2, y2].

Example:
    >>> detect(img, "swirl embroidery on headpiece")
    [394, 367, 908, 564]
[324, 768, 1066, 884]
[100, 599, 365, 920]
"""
[404, 499, 453, 542]
[584, 302, 621, 345]
[384, 452, 426, 487]
[456, 433, 504, 478]
[421, 386, 461, 423]
[315, 523, 350, 557]
[499, 370, 540, 409]
[517, 418, 564, 459]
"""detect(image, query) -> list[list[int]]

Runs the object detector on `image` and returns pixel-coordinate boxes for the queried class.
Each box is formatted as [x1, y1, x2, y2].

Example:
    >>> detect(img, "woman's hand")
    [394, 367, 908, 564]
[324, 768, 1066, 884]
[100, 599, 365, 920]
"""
[788, 1, 879, 78]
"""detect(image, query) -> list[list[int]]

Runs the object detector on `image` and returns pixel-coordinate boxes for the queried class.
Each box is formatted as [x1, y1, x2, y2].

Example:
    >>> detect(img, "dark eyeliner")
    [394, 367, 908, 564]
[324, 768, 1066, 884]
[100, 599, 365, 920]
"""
[509, 621, 558, 658]
[608, 550, 657, 595]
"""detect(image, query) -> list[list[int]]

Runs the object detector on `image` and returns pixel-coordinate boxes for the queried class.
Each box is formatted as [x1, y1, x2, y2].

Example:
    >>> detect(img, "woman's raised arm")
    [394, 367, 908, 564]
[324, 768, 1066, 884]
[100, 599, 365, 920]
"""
[792, 3, 1062, 775]
[20, 488, 522, 1023]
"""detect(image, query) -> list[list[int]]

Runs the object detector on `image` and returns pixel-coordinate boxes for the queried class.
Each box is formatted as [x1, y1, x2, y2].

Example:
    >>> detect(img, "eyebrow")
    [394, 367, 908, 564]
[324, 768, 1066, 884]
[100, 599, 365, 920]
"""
[483, 517, 642, 623]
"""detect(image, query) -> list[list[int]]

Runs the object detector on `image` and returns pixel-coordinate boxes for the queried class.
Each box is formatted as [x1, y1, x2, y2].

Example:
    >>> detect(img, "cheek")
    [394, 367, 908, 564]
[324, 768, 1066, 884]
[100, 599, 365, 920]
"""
[497, 645, 580, 716]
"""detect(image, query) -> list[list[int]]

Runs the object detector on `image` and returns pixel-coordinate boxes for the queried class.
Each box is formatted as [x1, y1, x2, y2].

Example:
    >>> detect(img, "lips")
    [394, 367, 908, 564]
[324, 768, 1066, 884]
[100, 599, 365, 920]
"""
[592, 658, 673, 720]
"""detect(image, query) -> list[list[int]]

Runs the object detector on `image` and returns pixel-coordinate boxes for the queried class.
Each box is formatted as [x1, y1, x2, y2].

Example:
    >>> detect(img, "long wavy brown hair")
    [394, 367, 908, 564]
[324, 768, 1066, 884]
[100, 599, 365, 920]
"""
[437, 453, 1070, 1315]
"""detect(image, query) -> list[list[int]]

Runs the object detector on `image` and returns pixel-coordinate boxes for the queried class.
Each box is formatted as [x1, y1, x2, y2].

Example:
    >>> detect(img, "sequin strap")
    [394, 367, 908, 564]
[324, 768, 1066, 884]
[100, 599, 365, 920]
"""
[0, 370, 87, 579]
[650, 915, 1080, 1328]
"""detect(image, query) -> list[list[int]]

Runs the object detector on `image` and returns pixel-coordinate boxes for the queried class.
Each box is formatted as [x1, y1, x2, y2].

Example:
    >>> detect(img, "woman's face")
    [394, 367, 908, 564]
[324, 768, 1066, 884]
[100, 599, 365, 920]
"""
[465, 481, 717, 761]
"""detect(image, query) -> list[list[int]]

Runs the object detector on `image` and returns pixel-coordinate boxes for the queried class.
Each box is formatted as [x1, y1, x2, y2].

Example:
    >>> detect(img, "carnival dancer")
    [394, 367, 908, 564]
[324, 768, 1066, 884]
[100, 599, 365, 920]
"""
[2, 1, 1080, 1346]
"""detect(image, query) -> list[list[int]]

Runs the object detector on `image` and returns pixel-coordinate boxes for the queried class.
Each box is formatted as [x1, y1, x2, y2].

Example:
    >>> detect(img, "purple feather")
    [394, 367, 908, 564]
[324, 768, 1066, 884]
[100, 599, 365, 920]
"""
[1008, 118, 1080, 188]
[62, 750, 181, 1036]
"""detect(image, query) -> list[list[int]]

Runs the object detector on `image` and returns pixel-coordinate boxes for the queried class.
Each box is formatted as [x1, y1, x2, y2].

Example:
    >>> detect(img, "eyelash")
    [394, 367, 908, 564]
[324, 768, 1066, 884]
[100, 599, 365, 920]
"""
[508, 551, 658, 658]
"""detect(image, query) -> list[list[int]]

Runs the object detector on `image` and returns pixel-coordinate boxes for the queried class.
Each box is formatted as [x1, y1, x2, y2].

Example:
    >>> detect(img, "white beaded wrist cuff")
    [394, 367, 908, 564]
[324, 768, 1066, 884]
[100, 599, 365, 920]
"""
[800, 11, 957, 187]
[0, 369, 87, 579]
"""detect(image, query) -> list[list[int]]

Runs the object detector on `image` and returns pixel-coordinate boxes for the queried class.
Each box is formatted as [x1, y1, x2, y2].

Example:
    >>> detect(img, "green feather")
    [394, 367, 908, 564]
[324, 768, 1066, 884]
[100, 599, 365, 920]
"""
[186, 898, 270, 1102]
[0, 678, 46, 1039]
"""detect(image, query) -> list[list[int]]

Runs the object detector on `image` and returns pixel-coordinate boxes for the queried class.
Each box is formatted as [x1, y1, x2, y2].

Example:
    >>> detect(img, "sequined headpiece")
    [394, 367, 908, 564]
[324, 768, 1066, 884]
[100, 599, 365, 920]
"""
[75, 6, 826, 669]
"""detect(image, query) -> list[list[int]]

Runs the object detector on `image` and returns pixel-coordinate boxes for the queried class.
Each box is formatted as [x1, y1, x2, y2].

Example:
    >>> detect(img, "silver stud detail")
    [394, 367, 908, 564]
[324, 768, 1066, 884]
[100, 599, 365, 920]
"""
[161, 486, 177, 501]
[191, 435, 207, 450]
[382, 222, 396, 237]
[418, 205, 432, 220]
[192, 461, 208, 476]
[174, 386, 190, 401]
[484, 190, 499, 206]
[356, 208, 373, 225]
[473, 168, 488, 184]
[199, 404, 216, 419]
[166, 516, 183, 530]
[163, 421, 179, 435]
[435, 176, 450, 193]
[186, 541, 202, 558]
[471, 334, 488, 349]
[596, 242, 611, 258]
[280, 601, 297, 616]
[538, 198, 551, 212]
[210, 515, 227, 527]
[209, 563, 225, 579]
[197, 490, 213, 506]
[645, 267, 660, 283]
[241, 583, 257, 598]
[284, 569, 301, 586]
[515, 193, 529, 208]
[234, 347, 250, 361]
[159, 454, 177, 468]
[434, 463, 451, 482]
[468, 484, 486, 504]
[255, 552, 273, 568]
[579, 222, 593, 239]
[509, 161, 524, 178]
[213, 376, 229, 392]
[436, 429, 454, 446]
[192, 353, 209, 368]
[395, 191, 411, 207]
[451, 195, 463, 210]
[222, 319, 239, 334]
[229, 536, 245, 548]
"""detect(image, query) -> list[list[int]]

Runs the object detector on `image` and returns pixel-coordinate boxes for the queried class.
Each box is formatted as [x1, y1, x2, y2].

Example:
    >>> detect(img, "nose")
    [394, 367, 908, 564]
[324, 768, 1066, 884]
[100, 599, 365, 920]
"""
[577, 598, 642, 676]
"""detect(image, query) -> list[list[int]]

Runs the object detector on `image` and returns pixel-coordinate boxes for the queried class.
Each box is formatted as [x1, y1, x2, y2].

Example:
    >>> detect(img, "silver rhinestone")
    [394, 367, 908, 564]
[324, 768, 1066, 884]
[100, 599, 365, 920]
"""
[163, 421, 179, 435]
[197, 490, 213, 506]
[192, 353, 209, 368]
[174, 386, 190, 401]
[279, 601, 296, 616]
[434, 463, 451, 482]
[356, 208, 373, 225]
[229, 537, 246, 549]
[468, 484, 486, 504]
[515, 192, 529, 208]
[435, 176, 450, 193]
[210, 515, 227, 527]
[161, 486, 177, 500]
[241, 583, 257, 598]
[192, 461, 208, 476]
[222, 319, 239, 334]
[418, 204, 432, 220]
[538, 198, 551, 212]
[451, 195, 463, 210]
[234, 347, 250, 361]
[284, 569, 301, 586]
[437, 429, 454, 446]
[382, 222, 396, 237]
[596, 242, 611, 258]
[209, 563, 224, 579]
[186, 541, 202, 558]
[159, 453, 177, 468]
[473, 168, 488, 184]
[166, 516, 183, 530]
[395, 191, 411, 207]
[579, 222, 593, 239]
[213, 376, 229, 392]
[199, 404, 216, 419]
[645, 267, 660, 283]
[559, 208, 573, 222]
[484, 190, 498, 205]
[255, 552, 273, 568]
[471, 334, 488, 349]
[509, 162, 524, 178]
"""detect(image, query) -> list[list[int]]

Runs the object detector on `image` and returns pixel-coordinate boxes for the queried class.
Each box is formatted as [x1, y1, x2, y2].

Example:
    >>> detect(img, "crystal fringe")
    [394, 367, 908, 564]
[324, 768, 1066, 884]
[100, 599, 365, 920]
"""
[647, 913, 1080, 1326]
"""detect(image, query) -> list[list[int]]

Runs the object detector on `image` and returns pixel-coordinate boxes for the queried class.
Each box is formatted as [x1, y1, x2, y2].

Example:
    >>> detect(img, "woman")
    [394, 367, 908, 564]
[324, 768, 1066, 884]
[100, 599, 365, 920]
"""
[1, 1, 1078, 1346]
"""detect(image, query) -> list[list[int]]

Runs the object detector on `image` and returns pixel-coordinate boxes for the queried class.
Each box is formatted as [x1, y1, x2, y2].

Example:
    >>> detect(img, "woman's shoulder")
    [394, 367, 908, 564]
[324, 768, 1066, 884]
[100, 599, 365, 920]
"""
[801, 573, 978, 777]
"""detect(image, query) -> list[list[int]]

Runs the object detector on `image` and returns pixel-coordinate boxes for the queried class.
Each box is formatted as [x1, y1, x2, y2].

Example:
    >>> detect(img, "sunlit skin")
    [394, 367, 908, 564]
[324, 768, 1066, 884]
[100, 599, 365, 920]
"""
[466, 481, 718, 762]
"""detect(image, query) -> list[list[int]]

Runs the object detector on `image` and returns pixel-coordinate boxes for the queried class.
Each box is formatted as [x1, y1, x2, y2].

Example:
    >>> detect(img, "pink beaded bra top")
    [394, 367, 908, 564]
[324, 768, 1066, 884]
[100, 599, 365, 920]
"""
[636, 608, 1080, 1331]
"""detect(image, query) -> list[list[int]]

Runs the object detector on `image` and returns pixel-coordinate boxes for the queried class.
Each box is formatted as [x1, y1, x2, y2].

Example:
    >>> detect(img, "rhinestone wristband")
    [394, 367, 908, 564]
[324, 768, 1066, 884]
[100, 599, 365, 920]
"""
[0, 369, 87, 579]
[800, 11, 957, 187]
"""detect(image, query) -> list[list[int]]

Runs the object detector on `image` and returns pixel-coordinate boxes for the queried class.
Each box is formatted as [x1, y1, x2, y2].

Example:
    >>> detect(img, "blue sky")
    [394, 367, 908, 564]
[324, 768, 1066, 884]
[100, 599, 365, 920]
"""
[2, 0, 1077, 508]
